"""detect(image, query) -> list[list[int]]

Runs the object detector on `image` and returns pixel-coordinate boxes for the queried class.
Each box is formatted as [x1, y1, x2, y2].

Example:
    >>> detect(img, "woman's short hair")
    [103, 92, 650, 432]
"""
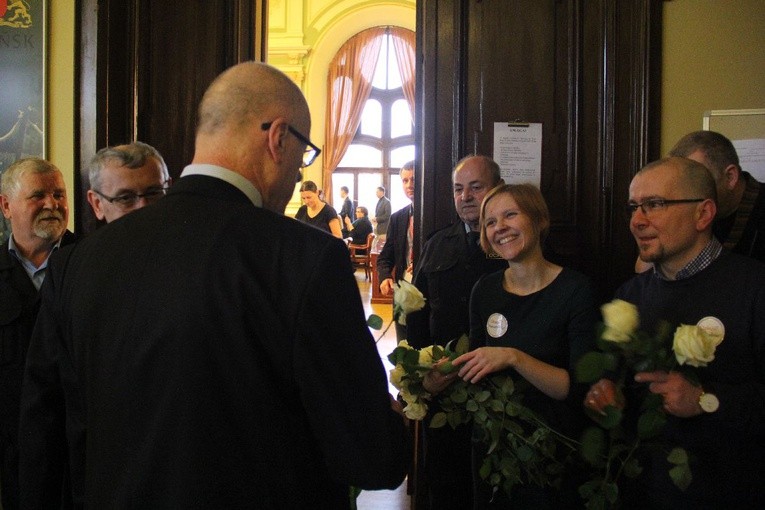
[478, 183, 550, 254]
[300, 180, 319, 193]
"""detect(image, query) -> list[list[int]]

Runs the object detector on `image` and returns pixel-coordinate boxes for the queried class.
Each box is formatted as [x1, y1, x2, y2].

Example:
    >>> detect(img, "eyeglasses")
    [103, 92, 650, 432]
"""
[261, 122, 321, 168]
[625, 198, 705, 218]
[94, 185, 169, 208]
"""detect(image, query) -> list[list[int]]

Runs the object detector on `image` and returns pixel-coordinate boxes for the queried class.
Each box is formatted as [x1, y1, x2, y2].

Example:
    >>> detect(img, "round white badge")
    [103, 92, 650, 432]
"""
[486, 313, 509, 338]
[697, 316, 725, 346]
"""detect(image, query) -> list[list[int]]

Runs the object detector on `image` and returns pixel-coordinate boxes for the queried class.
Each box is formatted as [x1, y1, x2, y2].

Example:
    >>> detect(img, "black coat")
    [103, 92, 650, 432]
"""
[376, 204, 411, 284]
[19, 175, 409, 509]
[0, 230, 75, 510]
[406, 222, 506, 349]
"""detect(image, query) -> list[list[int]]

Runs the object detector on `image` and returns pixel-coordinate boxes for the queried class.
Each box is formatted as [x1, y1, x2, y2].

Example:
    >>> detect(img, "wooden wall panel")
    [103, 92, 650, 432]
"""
[76, 0, 266, 235]
[416, 0, 663, 299]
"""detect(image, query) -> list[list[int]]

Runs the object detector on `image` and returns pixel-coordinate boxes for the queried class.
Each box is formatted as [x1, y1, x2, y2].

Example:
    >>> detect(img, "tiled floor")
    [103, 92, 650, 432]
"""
[354, 270, 412, 510]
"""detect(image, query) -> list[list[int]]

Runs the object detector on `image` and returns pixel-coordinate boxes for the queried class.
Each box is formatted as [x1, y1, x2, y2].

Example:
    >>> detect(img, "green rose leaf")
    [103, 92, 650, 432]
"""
[580, 426, 606, 467]
[516, 445, 534, 462]
[637, 408, 666, 439]
[366, 314, 384, 330]
[667, 447, 688, 465]
[429, 412, 448, 429]
[475, 390, 491, 403]
[466, 400, 478, 412]
[436, 360, 455, 374]
[669, 463, 693, 491]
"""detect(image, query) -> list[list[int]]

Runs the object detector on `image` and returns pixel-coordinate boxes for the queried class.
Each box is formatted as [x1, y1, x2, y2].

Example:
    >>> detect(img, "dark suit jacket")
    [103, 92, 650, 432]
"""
[376, 204, 411, 284]
[0, 230, 75, 509]
[374, 197, 391, 236]
[19, 175, 409, 509]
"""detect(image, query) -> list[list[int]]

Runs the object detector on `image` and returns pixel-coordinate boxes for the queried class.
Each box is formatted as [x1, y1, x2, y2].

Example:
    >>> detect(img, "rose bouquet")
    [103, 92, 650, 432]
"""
[388, 336, 578, 499]
[575, 299, 723, 509]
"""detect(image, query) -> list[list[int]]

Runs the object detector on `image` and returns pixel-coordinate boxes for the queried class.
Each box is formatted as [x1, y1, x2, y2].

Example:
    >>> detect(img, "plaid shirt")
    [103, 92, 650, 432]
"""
[655, 236, 723, 281]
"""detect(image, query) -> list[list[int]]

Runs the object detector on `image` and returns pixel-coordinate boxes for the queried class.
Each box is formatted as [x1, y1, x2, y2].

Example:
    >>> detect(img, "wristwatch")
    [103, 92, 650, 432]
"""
[698, 390, 720, 413]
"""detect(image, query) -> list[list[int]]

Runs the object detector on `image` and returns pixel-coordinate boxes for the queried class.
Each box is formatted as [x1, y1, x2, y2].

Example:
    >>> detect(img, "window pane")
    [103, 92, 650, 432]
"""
[390, 99, 412, 138]
[390, 145, 415, 169]
[358, 173, 384, 217]
[332, 173, 354, 212]
[360, 99, 382, 138]
[338, 145, 382, 168]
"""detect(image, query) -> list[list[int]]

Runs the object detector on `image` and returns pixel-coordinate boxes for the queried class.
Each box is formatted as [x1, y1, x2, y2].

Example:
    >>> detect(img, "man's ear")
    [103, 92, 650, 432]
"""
[721, 164, 740, 191]
[696, 198, 717, 231]
[264, 118, 289, 164]
[0, 195, 11, 220]
[86, 190, 106, 221]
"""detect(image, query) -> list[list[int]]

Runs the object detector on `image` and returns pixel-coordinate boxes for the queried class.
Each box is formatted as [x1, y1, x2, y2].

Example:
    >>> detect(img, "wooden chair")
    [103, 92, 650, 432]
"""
[349, 233, 374, 280]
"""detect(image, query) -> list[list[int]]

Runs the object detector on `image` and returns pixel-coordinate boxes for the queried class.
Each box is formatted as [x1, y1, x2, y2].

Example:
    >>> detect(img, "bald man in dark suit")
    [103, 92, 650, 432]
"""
[19, 62, 409, 509]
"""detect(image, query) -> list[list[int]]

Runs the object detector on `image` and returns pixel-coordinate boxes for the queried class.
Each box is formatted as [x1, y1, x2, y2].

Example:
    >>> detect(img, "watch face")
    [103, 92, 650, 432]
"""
[700, 393, 720, 413]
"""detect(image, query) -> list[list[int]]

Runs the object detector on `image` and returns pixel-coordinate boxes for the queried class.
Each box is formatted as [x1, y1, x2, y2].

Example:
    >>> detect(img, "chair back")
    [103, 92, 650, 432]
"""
[349, 233, 375, 280]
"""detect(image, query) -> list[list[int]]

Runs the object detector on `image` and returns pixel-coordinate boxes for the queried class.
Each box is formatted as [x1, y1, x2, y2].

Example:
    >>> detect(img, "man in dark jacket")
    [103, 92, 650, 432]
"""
[377, 161, 415, 340]
[19, 62, 409, 509]
[0, 157, 74, 510]
[406, 155, 504, 509]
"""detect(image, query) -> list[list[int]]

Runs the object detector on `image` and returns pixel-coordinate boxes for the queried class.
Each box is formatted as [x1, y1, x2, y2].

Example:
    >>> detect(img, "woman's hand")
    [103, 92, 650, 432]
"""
[422, 359, 459, 394]
[452, 347, 518, 384]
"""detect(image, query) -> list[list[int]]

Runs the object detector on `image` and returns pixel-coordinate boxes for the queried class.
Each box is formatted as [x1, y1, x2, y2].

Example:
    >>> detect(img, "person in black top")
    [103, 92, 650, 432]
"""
[344, 205, 373, 249]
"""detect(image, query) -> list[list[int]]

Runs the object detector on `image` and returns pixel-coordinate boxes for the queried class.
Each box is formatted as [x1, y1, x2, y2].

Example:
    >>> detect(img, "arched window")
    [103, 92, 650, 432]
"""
[325, 27, 415, 215]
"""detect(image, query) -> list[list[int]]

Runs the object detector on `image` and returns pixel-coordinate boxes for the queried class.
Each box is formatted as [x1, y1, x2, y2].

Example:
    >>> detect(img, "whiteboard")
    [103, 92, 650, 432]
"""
[703, 109, 765, 181]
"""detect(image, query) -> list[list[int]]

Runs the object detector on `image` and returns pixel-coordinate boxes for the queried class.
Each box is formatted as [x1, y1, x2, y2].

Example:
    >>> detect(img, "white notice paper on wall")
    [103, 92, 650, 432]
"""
[732, 138, 765, 182]
[493, 122, 542, 186]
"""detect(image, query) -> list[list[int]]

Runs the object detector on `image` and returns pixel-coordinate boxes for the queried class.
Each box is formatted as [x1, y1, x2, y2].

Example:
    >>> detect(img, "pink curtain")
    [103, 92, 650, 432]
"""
[390, 27, 416, 119]
[323, 27, 386, 196]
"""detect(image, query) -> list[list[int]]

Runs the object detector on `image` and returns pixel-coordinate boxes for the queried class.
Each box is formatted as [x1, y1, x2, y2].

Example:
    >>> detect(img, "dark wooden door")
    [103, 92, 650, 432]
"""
[416, 0, 663, 299]
[76, 0, 267, 234]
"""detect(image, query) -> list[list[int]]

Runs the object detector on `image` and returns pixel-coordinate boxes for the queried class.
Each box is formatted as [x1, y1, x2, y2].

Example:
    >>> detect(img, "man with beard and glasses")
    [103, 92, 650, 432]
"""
[0, 158, 74, 510]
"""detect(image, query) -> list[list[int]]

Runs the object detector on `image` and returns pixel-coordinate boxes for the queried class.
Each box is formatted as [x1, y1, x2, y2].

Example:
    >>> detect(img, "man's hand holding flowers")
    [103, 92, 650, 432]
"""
[633, 371, 704, 418]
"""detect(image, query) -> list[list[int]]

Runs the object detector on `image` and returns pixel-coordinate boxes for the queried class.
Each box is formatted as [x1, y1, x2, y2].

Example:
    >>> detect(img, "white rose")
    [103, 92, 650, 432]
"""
[397, 340, 413, 350]
[673, 324, 718, 367]
[418, 345, 435, 367]
[389, 365, 406, 390]
[394, 281, 427, 325]
[601, 299, 639, 343]
[403, 401, 428, 421]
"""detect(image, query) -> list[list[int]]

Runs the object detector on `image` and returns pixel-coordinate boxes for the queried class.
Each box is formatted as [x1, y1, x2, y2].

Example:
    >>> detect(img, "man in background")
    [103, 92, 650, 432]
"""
[19, 61, 409, 508]
[338, 185, 353, 237]
[0, 158, 74, 510]
[670, 130, 765, 260]
[636, 130, 765, 272]
[86, 141, 171, 223]
[373, 185, 391, 241]
[406, 155, 505, 509]
[377, 161, 415, 341]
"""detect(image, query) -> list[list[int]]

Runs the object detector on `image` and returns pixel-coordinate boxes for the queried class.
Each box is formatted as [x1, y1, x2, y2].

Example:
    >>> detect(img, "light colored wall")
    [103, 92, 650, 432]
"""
[48, 0, 76, 225]
[44, 1, 765, 228]
[661, 0, 765, 153]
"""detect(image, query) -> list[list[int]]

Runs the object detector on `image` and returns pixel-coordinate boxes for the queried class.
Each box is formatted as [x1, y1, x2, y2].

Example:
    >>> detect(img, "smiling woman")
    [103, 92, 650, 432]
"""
[456, 182, 599, 508]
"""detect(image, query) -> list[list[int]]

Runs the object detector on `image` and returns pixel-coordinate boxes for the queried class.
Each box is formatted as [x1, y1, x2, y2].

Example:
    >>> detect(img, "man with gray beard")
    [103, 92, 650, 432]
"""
[0, 158, 74, 510]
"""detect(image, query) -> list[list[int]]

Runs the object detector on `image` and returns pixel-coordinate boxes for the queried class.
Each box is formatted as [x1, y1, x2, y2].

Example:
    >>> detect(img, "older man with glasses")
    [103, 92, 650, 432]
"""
[86, 141, 171, 223]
